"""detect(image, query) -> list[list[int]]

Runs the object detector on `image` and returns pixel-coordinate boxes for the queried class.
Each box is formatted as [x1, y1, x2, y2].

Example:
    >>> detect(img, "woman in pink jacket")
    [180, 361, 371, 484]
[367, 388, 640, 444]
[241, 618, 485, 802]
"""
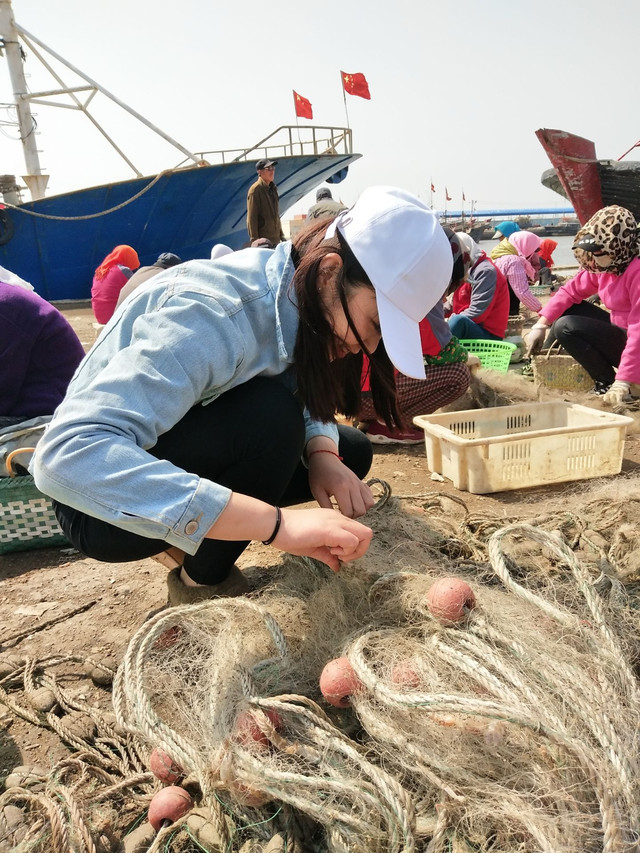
[527, 205, 640, 406]
[91, 244, 140, 324]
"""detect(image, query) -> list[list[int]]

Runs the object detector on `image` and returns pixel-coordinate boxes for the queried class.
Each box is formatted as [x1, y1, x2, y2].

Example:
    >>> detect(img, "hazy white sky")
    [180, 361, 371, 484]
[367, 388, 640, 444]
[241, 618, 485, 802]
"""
[1, 0, 639, 217]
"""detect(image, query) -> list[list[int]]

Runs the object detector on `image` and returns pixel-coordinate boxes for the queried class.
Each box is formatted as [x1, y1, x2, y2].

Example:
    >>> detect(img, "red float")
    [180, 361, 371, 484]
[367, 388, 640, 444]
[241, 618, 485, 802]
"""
[148, 785, 193, 831]
[319, 657, 361, 708]
[427, 577, 476, 623]
[149, 747, 183, 783]
[234, 709, 282, 747]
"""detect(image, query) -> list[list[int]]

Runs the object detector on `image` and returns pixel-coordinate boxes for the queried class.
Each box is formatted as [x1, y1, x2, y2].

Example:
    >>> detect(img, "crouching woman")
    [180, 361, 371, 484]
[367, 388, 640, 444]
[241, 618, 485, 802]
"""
[33, 187, 453, 605]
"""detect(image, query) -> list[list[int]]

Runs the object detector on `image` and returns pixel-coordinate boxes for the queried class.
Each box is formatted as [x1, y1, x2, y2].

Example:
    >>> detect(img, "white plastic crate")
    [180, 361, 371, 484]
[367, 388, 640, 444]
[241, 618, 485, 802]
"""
[413, 402, 633, 494]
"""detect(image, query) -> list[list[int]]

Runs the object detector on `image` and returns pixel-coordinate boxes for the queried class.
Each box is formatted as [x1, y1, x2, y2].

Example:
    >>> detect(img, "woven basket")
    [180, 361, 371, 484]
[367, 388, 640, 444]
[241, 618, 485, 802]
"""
[0, 448, 67, 555]
[532, 349, 593, 392]
[458, 339, 517, 374]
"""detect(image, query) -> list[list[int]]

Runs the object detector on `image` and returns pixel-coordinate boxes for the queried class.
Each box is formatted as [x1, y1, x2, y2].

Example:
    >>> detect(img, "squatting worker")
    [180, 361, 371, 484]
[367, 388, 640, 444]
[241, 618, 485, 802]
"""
[526, 204, 640, 407]
[246, 158, 285, 246]
[33, 187, 453, 606]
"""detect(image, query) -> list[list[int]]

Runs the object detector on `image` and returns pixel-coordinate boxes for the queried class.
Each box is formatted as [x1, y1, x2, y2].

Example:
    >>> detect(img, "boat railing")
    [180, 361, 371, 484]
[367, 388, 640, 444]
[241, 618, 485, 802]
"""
[175, 125, 353, 168]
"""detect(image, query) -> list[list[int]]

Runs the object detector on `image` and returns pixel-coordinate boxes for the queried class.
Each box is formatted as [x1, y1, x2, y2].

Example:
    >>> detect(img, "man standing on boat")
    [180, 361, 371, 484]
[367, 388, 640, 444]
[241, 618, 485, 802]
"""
[246, 159, 286, 246]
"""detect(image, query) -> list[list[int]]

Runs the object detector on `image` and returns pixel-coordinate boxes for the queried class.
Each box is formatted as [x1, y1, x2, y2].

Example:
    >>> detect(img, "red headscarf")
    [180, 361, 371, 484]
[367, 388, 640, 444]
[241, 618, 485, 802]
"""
[539, 238, 557, 269]
[94, 245, 140, 280]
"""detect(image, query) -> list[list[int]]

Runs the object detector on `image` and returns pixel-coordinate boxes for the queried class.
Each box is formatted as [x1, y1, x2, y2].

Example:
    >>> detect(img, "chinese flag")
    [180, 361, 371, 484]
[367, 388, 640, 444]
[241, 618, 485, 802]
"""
[341, 71, 371, 100]
[445, 187, 452, 201]
[293, 90, 313, 120]
[462, 191, 466, 202]
[431, 182, 436, 193]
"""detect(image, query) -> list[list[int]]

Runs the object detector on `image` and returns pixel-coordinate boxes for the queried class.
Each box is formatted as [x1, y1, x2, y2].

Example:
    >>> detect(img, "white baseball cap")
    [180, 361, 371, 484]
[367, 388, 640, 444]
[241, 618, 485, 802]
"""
[325, 186, 453, 379]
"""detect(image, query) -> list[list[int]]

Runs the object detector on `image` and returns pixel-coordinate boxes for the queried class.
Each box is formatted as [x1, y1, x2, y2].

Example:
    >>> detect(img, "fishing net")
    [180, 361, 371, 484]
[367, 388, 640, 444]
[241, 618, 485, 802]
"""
[1, 475, 640, 852]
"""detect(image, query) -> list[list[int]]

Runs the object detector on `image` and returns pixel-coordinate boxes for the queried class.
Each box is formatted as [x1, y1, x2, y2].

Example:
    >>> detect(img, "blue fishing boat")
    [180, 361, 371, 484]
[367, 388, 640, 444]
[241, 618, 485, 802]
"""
[0, 0, 360, 301]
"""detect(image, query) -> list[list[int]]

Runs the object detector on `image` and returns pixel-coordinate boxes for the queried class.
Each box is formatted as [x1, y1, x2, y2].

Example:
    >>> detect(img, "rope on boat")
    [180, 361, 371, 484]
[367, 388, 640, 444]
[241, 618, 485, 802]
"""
[1, 169, 173, 221]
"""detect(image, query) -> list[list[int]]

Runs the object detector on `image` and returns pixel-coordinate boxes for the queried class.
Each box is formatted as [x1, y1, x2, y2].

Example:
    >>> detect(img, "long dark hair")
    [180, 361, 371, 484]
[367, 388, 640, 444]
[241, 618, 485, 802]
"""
[291, 219, 401, 427]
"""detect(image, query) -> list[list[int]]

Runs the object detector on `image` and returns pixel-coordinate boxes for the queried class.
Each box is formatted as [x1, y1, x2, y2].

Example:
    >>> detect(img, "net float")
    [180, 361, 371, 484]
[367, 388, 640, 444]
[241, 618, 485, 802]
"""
[319, 657, 361, 707]
[148, 785, 193, 831]
[427, 577, 476, 623]
[234, 709, 282, 747]
[149, 747, 184, 783]
[391, 660, 421, 689]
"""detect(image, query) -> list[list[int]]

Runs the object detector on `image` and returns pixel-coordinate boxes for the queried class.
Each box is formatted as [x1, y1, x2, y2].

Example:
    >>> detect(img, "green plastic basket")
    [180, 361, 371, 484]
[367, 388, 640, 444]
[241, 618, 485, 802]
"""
[459, 339, 517, 374]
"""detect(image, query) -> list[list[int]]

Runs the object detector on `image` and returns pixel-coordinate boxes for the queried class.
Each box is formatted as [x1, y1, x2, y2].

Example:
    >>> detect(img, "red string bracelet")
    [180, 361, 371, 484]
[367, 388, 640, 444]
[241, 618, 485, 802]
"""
[308, 449, 343, 461]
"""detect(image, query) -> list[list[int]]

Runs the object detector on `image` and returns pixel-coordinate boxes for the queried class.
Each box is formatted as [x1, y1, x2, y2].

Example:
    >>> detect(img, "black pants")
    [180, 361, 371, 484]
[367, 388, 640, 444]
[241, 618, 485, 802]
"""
[547, 301, 627, 386]
[507, 285, 521, 316]
[54, 378, 373, 584]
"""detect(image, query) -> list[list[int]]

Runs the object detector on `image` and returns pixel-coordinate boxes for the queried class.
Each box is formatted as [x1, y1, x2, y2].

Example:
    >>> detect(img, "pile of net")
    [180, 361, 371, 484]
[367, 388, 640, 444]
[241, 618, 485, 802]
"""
[2, 479, 640, 852]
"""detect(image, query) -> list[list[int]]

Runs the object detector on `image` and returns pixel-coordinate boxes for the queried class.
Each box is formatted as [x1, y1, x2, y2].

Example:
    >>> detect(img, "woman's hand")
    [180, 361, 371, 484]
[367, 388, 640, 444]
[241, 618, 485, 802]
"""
[274, 506, 373, 571]
[525, 324, 549, 357]
[602, 380, 631, 409]
[308, 450, 375, 518]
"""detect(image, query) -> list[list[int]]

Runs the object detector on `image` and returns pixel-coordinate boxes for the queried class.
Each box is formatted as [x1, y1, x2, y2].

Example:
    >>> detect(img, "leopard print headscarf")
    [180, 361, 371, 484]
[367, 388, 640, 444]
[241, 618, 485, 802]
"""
[572, 205, 640, 275]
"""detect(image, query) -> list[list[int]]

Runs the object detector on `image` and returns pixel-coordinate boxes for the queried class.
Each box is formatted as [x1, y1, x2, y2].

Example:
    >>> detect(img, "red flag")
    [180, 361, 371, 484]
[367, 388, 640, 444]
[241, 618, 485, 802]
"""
[462, 191, 466, 202]
[341, 71, 371, 100]
[445, 187, 452, 201]
[430, 182, 436, 193]
[293, 90, 313, 120]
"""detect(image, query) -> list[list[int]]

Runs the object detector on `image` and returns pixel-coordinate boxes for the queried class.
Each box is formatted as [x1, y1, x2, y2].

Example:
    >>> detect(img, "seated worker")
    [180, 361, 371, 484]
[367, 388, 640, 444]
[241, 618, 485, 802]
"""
[116, 253, 182, 310]
[360, 303, 471, 444]
[445, 231, 510, 341]
[538, 238, 558, 288]
[0, 280, 85, 428]
[491, 230, 543, 316]
[526, 205, 640, 404]
[91, 245, 140, 324]
[307, 188, 348, 221]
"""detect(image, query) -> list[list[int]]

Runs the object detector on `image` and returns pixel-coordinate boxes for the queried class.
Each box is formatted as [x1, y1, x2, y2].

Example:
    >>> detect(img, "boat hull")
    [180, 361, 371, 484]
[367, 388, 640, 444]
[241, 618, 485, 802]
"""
[0, 153, 360, 301]
[537, 128, 640, 225]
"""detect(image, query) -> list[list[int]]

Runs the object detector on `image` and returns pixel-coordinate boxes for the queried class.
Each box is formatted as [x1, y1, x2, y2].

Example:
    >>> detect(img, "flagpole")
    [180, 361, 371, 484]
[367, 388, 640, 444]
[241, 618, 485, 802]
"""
[461, 190, 465, 230]
[340, 72, 350, 129]
[430, 179, 433, 210]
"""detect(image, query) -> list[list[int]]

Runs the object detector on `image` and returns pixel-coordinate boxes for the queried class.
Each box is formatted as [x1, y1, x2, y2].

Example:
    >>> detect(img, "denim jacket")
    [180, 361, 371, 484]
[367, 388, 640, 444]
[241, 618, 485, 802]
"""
[33, 243, 339, 553]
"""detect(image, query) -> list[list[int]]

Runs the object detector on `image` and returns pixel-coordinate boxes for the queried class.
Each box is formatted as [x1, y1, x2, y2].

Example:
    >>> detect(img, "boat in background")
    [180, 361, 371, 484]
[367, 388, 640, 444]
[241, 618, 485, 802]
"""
[536, 128, 640, 225]
[0, 0, 360, 301]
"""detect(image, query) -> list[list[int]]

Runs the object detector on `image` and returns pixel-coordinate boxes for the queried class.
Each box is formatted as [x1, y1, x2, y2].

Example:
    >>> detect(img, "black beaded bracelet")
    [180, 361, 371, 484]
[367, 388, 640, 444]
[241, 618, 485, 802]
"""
[262, 506, 282, 546]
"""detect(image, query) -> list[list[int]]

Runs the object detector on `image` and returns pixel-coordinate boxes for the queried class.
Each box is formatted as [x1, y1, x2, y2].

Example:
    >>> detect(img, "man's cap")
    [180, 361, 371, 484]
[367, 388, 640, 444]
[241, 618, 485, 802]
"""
[155, 252, 182, 268]
[325, 186, 453, 380]
[256, 159, 277, 171]
[316, 187, 333, 201]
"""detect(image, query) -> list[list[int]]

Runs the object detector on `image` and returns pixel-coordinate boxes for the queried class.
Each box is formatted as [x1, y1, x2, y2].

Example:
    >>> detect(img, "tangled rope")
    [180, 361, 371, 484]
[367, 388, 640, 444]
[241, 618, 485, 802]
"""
[1, 483, 639, 851]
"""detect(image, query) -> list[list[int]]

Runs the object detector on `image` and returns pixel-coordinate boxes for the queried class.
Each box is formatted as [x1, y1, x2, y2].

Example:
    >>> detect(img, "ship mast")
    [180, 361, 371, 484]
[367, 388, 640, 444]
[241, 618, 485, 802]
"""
[0, 0, 49, 198]
[0, 0, 204, 202]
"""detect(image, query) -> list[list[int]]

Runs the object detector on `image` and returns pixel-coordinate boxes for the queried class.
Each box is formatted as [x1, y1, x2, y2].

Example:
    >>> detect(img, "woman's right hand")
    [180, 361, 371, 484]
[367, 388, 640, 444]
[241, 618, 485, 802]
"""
[273, 507, 373, 572]
[525, 325, 547, 357]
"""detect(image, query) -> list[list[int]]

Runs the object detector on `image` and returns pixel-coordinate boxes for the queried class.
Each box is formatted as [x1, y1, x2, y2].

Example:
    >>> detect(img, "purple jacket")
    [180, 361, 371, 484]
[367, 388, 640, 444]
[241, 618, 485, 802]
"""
[0, 282, 85, 418]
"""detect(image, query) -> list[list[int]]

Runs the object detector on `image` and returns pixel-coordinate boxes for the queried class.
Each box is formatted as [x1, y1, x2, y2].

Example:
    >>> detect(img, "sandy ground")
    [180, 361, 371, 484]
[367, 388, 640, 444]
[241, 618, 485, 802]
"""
[2, 302, 640, 791]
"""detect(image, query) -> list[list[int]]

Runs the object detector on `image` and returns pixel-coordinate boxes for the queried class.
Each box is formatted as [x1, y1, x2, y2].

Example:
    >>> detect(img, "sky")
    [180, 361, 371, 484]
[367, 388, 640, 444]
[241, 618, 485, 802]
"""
[1, 0, 639, 219]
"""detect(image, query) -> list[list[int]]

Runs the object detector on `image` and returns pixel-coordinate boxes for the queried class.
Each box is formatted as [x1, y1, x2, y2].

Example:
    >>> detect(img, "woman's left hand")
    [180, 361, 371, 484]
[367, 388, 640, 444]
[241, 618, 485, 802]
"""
[308, 452, 375, 519]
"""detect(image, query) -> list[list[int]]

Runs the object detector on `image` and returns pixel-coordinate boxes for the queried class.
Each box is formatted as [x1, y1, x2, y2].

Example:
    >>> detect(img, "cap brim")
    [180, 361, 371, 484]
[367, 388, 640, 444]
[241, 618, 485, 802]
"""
[376, 291, 426, 380]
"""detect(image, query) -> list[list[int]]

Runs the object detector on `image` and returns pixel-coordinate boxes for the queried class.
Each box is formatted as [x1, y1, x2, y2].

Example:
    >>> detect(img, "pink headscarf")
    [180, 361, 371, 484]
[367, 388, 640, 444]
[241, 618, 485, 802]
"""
[94, 245, 140, 280]
[508, 231, 542, 280]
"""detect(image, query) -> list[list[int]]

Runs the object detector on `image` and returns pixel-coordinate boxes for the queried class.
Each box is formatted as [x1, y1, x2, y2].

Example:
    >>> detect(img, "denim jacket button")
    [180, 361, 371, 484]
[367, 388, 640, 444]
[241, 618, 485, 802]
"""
[185, 520, 199, 535]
